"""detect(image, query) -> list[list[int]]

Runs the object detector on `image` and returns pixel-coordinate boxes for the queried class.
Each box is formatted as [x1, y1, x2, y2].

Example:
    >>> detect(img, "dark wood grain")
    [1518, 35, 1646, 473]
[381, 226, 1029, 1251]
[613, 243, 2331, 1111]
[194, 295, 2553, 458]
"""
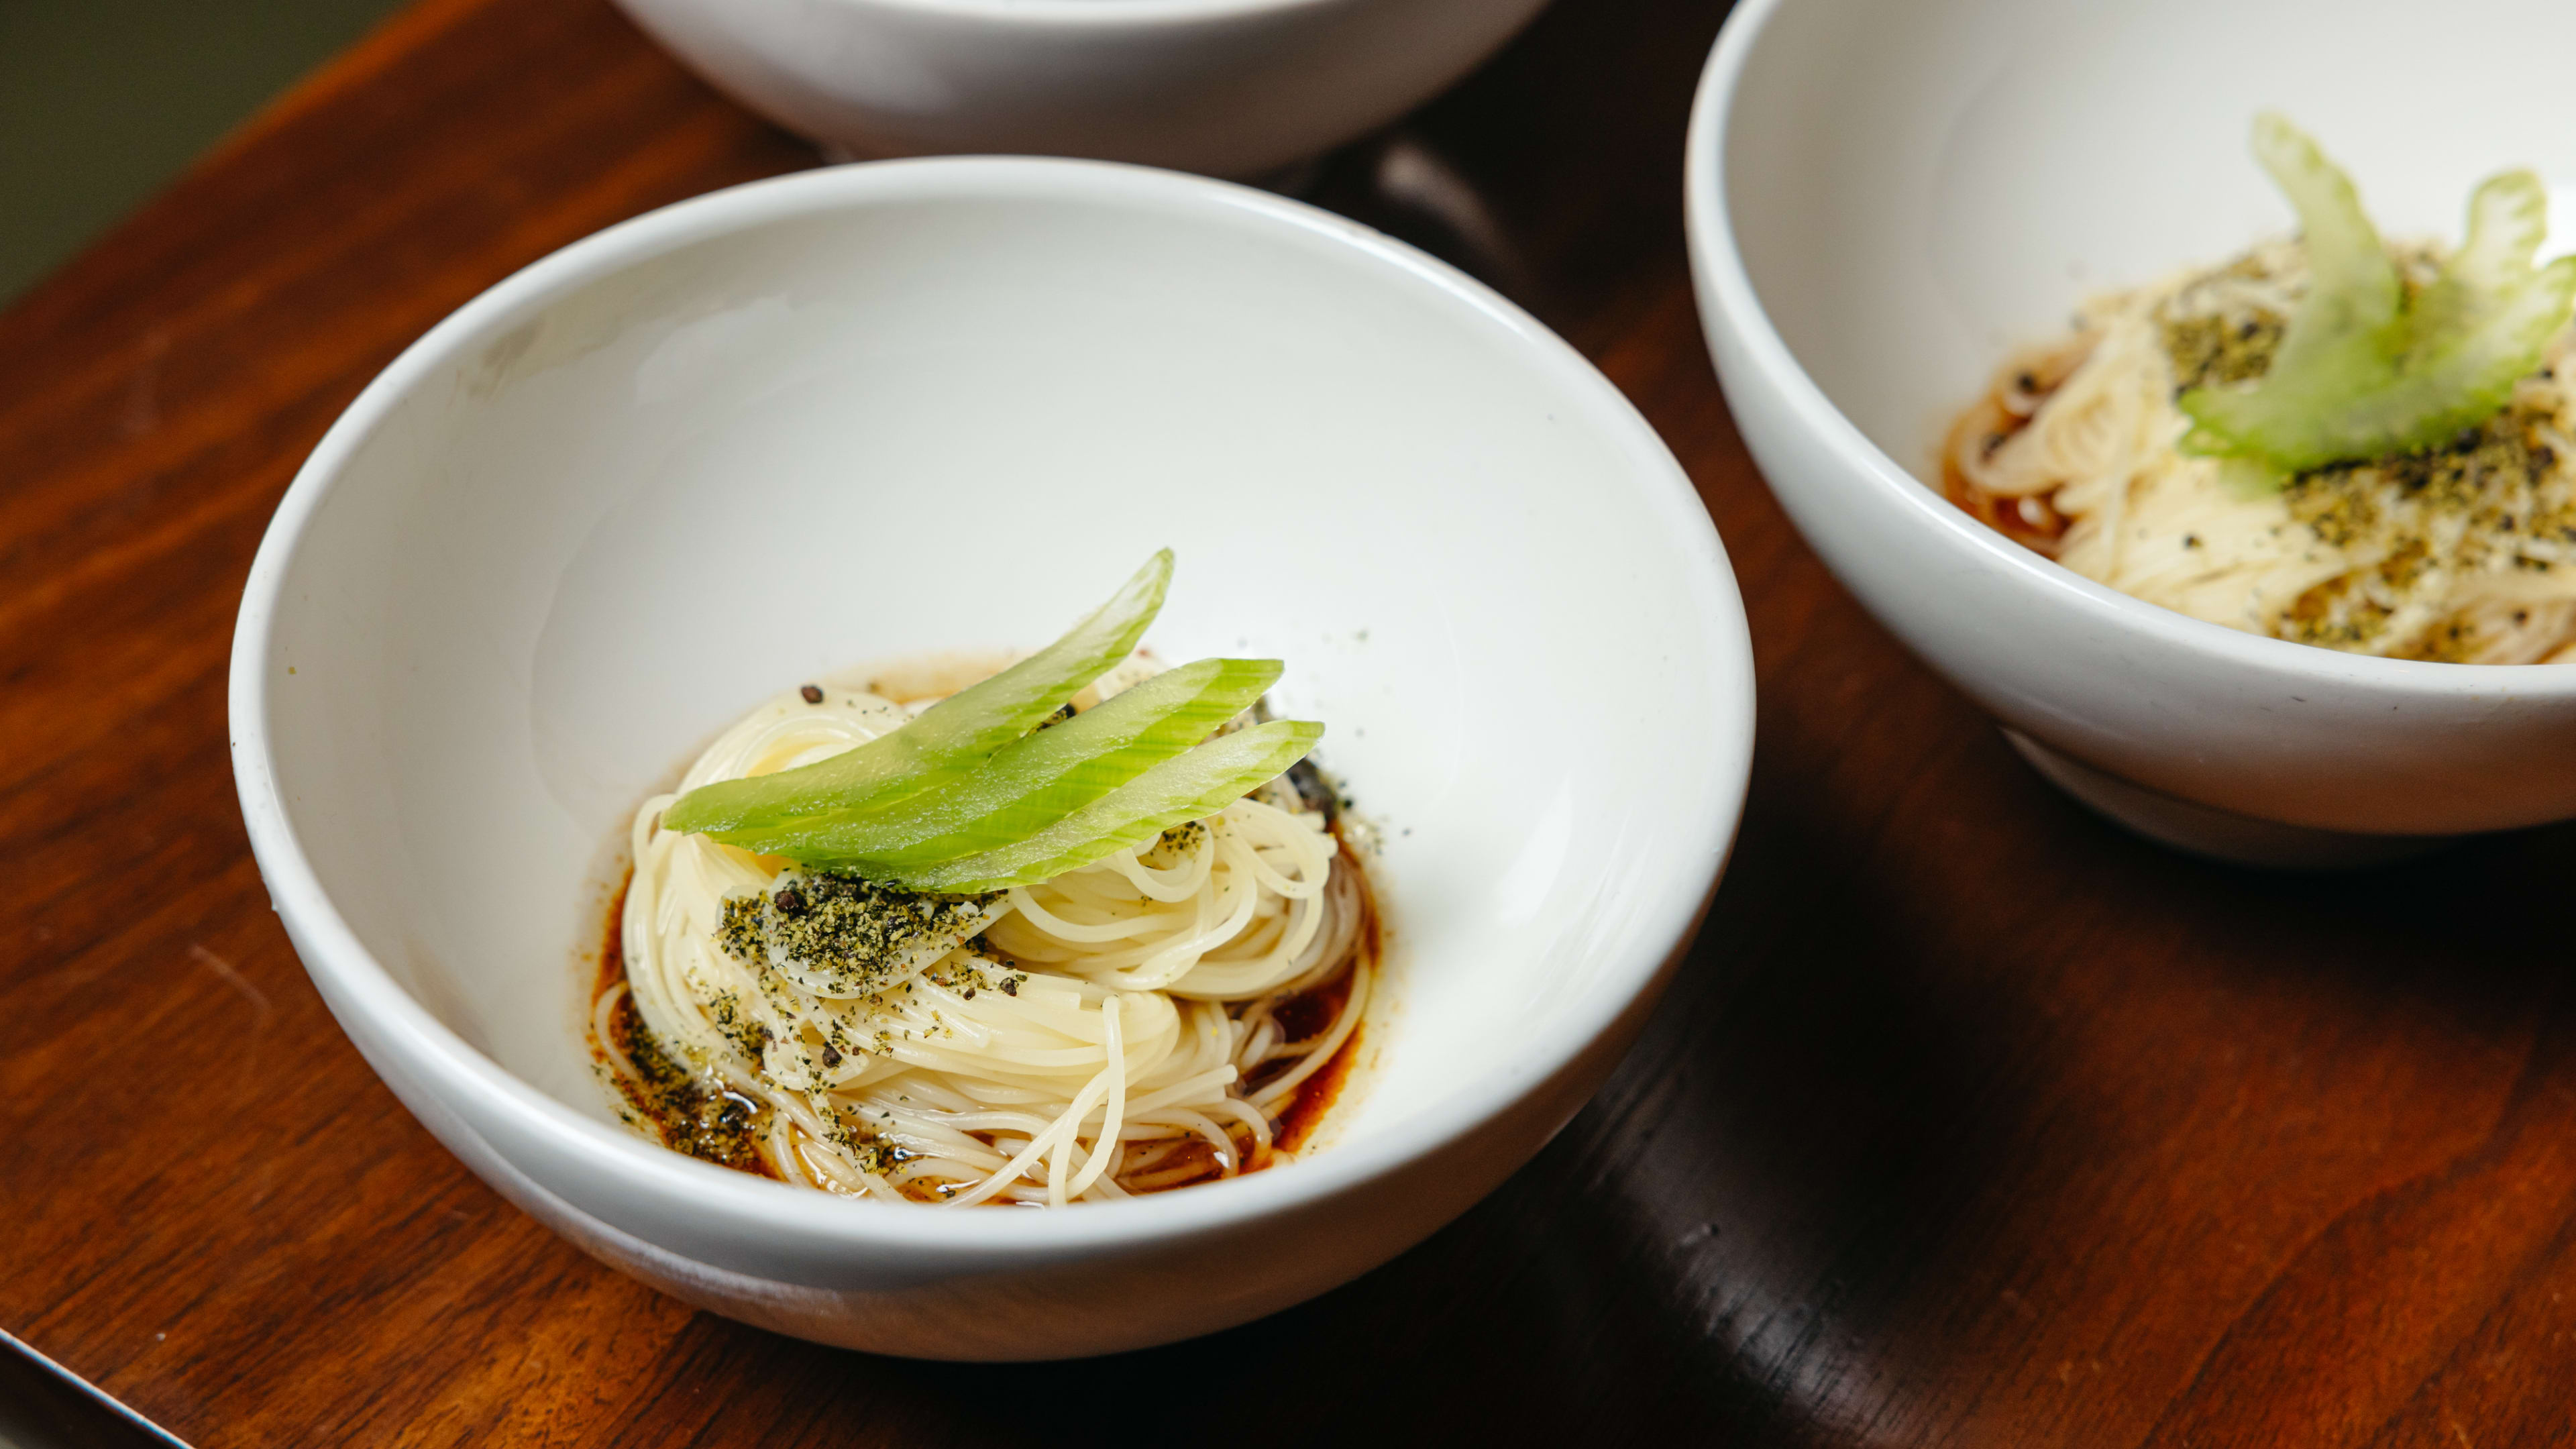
[9, 1, 2576, 1444]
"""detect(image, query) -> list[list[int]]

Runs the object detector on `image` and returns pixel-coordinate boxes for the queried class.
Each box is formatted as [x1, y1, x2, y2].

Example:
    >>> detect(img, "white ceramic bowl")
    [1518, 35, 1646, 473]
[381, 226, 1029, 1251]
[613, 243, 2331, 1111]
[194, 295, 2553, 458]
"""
[229, 157, 1752, 1359]
[1688, 0, 2576, 867]
[611, 0, 1552, 178]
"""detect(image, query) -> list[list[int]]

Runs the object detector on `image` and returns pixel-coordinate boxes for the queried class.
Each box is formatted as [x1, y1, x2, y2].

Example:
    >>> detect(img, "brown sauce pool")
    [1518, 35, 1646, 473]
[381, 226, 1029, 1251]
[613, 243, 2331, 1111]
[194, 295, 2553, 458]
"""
[588, 835, 1381, 1200]
[1941, 336, 2092, 556]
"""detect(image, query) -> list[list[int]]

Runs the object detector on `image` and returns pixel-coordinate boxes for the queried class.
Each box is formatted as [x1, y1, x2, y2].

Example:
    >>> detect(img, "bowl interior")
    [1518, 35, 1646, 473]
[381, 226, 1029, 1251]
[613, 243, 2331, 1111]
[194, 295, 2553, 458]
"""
[253, 164, 1741, 1159]
[1723, 0, 2576, 477]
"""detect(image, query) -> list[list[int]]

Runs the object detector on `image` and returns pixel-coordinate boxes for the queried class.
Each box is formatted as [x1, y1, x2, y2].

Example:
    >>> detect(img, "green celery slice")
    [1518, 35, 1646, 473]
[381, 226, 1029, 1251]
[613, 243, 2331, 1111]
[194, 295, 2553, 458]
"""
[2178, 114, 2401, 468]
[2412, 169, 2552, 344]
[2273, 253, 2576, 464]
[2251, 111, 2400, 380]
[704, 657, 1283, 865]
[840, 719, 1326, 892]
[663, 549, 1173, 835]
[2180, 114, 2576, 472]
[2381, 168, 2576, 437]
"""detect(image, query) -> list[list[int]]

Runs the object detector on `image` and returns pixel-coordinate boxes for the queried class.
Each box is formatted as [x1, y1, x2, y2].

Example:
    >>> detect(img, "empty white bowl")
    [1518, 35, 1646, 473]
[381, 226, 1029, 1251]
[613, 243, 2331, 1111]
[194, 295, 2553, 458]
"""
[1688, 0, 2576, 867]
[611, 0, 1553, 178]
[229, 157, 1752, 1358]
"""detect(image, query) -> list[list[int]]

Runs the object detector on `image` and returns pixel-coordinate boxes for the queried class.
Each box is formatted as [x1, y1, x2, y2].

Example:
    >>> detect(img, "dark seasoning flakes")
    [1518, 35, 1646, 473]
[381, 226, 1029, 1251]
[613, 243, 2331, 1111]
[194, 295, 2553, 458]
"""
[2274, 403, 2571, 659]
[603, 994, 771, 1173]
[724, 873, 1003, 996]
[591, 875, 775, 1175]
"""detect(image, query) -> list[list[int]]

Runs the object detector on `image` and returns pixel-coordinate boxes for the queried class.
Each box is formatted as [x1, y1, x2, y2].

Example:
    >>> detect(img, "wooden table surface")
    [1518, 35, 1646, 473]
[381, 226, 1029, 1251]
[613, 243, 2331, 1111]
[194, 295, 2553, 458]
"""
[10, 1, 2576, 1444]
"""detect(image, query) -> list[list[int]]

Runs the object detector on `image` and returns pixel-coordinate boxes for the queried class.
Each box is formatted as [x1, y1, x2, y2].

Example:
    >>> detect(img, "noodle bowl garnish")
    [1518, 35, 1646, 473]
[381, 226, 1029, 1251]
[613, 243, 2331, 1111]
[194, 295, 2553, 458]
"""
[2176, 115, 2576, 485]
[1945, 116, 2576, 663]
[594, 552, 1375, 1206]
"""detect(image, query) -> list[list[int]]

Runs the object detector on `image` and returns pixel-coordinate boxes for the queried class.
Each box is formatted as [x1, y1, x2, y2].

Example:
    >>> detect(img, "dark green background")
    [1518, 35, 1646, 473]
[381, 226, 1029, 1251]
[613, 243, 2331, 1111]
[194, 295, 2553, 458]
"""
[1, 0, 408, 305]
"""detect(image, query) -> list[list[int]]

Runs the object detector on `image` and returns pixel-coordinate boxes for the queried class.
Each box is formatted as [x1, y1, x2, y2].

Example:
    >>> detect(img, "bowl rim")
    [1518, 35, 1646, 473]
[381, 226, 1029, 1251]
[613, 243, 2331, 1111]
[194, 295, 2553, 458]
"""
[1682, 0, 2576, 698]
[229, 154, 1756, 1257]
[740, 0, 1348, 29]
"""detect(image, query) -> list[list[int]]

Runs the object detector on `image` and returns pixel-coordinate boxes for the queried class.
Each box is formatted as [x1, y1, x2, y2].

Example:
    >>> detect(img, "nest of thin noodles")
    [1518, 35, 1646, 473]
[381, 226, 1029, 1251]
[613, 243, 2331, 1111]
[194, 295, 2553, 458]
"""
[1945, 238, 2576, 663]
[602, 676, 1371, 1207]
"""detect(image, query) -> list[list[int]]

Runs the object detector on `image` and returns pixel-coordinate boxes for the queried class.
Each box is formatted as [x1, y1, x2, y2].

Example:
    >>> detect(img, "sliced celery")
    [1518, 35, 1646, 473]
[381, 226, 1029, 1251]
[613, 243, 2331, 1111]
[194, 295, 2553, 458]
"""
[661, 549, 1329, 894]
[861, 720, 1326, 893]
[663, 550, 1173, 835]
[2253, 111, 2401, 379]
[705, 657, 1282, 865]
[2415, 169, 2553, 343]
[2180, 115, 2576, 473]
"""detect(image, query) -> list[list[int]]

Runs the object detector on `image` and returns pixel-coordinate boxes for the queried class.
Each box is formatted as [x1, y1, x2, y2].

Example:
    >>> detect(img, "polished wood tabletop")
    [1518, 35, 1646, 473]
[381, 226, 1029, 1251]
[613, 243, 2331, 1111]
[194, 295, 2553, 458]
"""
[9, 0, 2576, 1443]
